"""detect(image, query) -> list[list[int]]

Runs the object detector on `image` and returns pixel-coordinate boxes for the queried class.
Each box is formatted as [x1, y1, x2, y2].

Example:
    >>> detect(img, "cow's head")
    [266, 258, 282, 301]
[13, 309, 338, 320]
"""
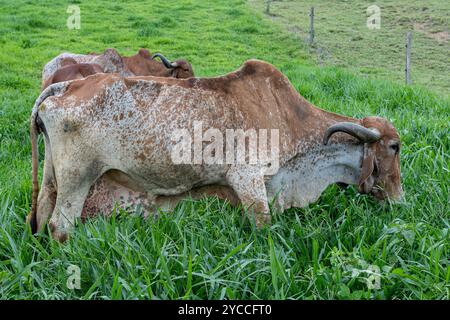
[151, 53, 195, 79]
[323, 117, 403, 201]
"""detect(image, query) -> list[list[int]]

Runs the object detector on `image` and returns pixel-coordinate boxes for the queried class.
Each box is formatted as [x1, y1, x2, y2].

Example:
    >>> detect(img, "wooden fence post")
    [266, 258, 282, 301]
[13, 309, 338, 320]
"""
[405, 31, 412, 84]
[265, 0, 271, 15]
[309, 7, 315, 45]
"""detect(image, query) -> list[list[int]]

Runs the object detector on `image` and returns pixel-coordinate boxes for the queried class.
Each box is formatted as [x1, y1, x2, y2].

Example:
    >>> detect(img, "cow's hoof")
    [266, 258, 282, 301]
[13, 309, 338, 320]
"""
[255, 214, 272, 228]
[49, 223, 69, 243]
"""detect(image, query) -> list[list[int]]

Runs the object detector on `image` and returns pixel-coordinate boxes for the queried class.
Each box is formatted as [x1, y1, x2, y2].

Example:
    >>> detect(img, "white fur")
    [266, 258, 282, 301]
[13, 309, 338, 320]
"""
[267, 143, 363, 210]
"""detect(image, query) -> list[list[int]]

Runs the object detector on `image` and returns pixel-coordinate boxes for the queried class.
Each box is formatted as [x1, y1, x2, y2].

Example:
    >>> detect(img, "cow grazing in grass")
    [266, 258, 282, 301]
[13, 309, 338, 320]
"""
[41, 48, 194, 89]
[29, 60, 403, 241]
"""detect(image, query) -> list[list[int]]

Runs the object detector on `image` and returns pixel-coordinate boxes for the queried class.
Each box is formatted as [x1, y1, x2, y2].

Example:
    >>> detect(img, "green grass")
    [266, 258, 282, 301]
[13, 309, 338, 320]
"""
[250, 0, 450, 95]
[0, 0, 449, 299]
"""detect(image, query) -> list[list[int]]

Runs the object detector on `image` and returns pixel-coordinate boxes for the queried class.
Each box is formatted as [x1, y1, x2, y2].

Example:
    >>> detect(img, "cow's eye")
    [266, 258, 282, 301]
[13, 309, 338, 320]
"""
[390, 143, 400, 154]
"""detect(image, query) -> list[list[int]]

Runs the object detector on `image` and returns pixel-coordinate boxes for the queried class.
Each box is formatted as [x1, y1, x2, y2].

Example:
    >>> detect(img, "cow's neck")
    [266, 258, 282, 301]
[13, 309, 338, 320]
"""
[286, 105, 362, 160]
[266, 142, 363, 211]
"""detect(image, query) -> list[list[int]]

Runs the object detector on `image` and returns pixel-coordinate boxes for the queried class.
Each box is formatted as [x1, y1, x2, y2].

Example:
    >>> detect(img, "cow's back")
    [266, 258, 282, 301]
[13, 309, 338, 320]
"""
[42, 52, 98, 84]
[40, 60, 318, 178]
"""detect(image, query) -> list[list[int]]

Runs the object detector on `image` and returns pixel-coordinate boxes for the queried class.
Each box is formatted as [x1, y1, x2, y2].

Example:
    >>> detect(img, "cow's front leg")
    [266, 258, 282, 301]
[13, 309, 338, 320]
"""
[49, 173, 98, 242]
[226, 165, 271, 228]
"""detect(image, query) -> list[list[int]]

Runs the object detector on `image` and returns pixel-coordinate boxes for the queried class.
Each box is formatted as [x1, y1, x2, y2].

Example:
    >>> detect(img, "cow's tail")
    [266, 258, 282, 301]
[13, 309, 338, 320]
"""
[29, 82, 68, 233]
[29, 106, 40, 233]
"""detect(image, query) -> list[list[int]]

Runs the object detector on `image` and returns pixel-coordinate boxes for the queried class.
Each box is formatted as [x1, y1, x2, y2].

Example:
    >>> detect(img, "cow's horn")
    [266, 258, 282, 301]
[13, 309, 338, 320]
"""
[323, 122, 381, 145]
[151, 53, 177, 68]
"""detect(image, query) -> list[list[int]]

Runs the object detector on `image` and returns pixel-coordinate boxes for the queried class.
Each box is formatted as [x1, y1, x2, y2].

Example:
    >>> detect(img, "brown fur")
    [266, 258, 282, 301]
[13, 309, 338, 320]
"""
[42, 63, 104, 90]
[359, 117, 402, 200]
[123, 49, 194, 79]
[60, 57, 77, 67]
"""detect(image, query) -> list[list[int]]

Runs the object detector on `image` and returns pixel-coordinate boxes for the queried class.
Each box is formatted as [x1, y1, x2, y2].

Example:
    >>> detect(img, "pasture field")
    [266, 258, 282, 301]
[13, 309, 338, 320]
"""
[0, 0, 449, 299]
[251, 0, 450, 95]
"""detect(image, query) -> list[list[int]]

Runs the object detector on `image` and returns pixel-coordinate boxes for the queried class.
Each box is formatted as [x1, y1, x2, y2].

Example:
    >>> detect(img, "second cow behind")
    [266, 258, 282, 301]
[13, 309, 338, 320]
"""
[41, 48, 194, 90]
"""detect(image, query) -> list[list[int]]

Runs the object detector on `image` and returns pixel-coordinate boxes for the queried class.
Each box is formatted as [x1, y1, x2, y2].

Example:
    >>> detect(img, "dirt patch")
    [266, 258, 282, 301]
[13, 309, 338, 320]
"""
[414, 22, 449, 43]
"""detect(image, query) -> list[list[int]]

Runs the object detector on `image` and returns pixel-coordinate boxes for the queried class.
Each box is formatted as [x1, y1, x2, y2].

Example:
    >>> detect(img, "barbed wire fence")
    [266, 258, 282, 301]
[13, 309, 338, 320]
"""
[262, 2, 413, 85]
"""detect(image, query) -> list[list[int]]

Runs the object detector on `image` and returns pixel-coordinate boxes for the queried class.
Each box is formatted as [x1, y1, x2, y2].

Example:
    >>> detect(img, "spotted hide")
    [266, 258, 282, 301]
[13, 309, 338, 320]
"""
[30, 60, 403, 241]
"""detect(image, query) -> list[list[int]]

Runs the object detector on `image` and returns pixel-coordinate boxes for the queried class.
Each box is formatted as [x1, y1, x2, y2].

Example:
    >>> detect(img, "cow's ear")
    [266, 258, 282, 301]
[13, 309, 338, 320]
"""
[358, 144, 375, 193]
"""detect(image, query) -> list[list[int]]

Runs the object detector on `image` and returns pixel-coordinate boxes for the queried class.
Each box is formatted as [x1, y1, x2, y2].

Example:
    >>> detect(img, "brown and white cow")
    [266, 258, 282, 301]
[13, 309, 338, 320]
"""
[38, 48, 196, 223]
[41, 48, 194, 88]
[29, 60, 403, 241]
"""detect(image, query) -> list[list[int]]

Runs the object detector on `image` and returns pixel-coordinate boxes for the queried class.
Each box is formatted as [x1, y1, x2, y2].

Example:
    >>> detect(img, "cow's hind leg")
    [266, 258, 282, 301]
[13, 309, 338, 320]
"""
[226, 165, 271, 228]
[49, 166, 101, 242]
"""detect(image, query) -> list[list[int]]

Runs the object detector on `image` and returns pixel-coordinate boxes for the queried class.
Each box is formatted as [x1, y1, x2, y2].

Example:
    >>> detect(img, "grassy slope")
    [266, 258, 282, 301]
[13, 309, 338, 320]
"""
[250, 0, 450, 95]
[0, 0, 449, 299]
